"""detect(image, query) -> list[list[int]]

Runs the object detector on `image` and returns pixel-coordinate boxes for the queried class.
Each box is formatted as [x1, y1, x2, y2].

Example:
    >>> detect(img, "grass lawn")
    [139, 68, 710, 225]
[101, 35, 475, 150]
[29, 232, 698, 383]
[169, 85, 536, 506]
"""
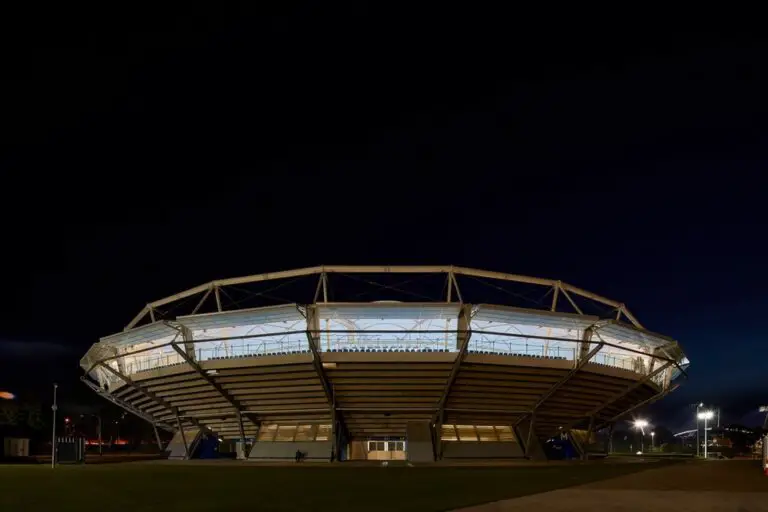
[0, 461, 668, 511]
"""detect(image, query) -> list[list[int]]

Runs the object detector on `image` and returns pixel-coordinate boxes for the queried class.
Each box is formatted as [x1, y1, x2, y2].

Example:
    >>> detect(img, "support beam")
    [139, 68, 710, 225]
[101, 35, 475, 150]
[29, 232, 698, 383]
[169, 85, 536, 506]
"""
[313, 273, 325, 303]
[550, 282, 560, 312]
[560, 287, 583, 315]
[330, 388, 337, 461]
[80, 377, 174, 431]
[175, 408, 189, 459]
[135, 266, 641, 329]
[445, 408, 528, 414]
[450, 271, 463, 303]
[167, 334, 258, 437]
[305, 305, 348, 441]
[236, 410, 247, 459]
[608, 422, 614, 453]
[531, 341, 604, 413]
[569, 427, 585, 459]
[305, 310, 334, 403]
[125, 306, 150, 331]
[526, 412, 535, 456]
[97, 363, 199, 428]
[620, 305, 644, 329]
[191, 287, 213, 315]
[178, 326, 196, 361]
[214, 286, 223, 312]
[583, 415, 594, 460]
[562, 361, 674, 433]
[433, 304, 472, 423]
[169, 341, 242, 412]
[579, 327, 594, 361]
[594, 383, 679, 431]
[153, 423, 164, 451]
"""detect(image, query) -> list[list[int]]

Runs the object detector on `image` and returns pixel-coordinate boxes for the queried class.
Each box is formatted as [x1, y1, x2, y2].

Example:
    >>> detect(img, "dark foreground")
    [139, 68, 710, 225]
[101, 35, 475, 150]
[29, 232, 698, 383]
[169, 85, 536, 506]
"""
[456, 460, 768, 511]
[0, 460, 668, 512]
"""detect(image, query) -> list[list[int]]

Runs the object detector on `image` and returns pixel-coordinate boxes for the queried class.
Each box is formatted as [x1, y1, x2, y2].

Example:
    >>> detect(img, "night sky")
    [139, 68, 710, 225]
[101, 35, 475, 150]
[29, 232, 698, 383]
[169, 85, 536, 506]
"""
[1, 7, 766, 430]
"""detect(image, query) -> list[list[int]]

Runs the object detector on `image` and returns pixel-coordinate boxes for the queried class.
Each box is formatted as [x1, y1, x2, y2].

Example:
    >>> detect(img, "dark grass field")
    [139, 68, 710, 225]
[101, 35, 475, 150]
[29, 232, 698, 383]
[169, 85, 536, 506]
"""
[0, 461, 670, 511]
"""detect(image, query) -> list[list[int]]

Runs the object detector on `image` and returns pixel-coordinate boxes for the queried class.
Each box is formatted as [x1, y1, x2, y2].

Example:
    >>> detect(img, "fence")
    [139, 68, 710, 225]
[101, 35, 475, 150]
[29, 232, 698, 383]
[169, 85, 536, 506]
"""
[114, 330, 665, 386]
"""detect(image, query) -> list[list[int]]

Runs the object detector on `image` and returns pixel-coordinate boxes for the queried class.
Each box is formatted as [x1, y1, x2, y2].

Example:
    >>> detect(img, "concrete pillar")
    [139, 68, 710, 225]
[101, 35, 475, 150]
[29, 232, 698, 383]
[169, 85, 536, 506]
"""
[406, 421, 435, 462]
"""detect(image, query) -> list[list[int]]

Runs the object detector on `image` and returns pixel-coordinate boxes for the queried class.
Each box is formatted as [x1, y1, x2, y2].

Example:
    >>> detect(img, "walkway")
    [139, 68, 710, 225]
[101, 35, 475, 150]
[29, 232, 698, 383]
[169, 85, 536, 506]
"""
[454, 460, 768, 511]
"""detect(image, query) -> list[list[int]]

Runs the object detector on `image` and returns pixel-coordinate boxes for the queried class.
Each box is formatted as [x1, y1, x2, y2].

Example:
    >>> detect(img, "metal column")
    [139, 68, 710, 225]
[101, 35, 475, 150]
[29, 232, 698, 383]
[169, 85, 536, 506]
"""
[175, 408, 189, 459]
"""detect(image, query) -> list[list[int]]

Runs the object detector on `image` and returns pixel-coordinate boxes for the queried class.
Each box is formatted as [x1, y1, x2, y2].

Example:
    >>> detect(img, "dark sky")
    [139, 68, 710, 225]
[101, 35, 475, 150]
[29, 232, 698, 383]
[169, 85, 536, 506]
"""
[0, 6, 766, 430]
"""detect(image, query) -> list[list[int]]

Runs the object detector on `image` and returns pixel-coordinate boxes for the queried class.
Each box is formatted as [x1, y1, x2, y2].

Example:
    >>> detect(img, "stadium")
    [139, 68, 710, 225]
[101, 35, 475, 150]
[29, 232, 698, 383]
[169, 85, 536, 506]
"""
[79, 266, 688, 462]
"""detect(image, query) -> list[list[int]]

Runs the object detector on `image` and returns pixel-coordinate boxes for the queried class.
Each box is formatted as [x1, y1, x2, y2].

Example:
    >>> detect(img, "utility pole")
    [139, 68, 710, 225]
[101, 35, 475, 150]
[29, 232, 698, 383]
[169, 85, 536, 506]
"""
[51, 383, 58, 469]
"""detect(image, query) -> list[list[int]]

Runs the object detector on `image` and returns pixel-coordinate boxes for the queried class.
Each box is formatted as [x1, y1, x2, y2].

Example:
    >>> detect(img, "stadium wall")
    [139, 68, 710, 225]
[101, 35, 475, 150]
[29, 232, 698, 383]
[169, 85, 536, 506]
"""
[441, 442, 523, 459]
[248, 441, 333, 461]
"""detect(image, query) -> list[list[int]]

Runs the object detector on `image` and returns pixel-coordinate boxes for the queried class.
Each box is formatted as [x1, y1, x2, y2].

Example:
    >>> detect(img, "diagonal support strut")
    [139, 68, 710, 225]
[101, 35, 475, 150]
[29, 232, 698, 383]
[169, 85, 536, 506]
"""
[168, 340, 252, 450]
[433, 304, 472, 425]
[561, 361, 674, 433]
[532, 340, 605, 413]
[97, 362, 200, 429]
[81, 377, 174, 431]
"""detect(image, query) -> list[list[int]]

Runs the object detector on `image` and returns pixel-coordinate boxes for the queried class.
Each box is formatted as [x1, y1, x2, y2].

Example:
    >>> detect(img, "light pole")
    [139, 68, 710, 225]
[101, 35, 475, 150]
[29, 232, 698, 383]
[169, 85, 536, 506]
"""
[651, 432, 655, 451]
[634, 419, 648, 453]
[696, 402, 703, 457]
[51, 383, 58, 469]
[698, 410, 714, 459]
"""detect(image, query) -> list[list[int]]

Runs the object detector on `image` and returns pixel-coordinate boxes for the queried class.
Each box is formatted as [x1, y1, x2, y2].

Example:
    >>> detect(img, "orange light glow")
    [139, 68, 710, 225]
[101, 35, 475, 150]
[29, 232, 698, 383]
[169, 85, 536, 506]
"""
[0, 391, 15, 400]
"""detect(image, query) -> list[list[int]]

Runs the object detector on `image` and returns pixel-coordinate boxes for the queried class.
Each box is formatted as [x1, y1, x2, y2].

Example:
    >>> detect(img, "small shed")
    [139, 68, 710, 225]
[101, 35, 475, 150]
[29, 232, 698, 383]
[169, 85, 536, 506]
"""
[3, 437, 30, 457]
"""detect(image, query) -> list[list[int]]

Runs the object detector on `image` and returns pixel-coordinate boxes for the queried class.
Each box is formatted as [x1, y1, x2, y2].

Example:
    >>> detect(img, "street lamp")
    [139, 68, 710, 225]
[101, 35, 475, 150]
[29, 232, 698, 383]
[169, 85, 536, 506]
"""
[695, 402, 703, 457]
[697, 410, 714, 459]
[51, 383, 58, 469]
[633, 419, 649, 452]
[651, 432, 655, 451]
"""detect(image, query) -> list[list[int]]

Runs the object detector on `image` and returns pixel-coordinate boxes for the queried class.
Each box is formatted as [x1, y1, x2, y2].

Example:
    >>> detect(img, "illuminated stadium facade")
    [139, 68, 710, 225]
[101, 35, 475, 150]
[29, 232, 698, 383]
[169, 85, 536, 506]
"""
[80, 266, 688, 461]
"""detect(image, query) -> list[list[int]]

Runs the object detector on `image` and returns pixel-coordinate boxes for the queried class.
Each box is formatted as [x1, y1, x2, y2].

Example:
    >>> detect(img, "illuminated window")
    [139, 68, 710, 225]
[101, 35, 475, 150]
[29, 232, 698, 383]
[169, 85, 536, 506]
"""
[276, 425, 297, 441]
[315, 424, 331, 441]
[456, 425, 478, 441]
[440, 424, 517, 442]
[294, 425, 315, 441]
[257, 424, 278, 442]
[368, 441, 386, 451]
[441, 425, 458, 441]
[476, 426, 497, 441]
[495, 426, 516, 442]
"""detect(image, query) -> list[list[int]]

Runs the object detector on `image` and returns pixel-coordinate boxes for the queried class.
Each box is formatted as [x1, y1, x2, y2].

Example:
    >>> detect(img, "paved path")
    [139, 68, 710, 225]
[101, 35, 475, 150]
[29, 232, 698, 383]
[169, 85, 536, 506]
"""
[455, 460, 768, 511]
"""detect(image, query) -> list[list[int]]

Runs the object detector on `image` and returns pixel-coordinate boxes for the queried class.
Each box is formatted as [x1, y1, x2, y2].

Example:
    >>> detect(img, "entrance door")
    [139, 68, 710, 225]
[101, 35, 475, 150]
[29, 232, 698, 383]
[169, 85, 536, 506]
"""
[367, 440, 406, 460]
